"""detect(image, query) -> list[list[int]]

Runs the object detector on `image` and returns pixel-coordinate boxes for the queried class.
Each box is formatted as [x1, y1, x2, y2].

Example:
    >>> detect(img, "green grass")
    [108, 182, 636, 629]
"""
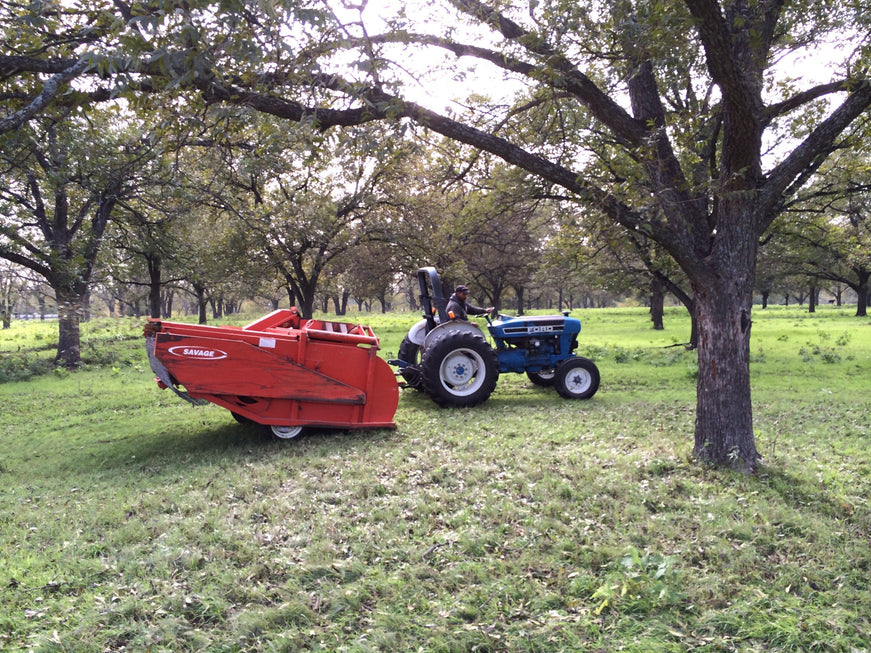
[1, 305, 870, 651]
[0, 316, 147, 381]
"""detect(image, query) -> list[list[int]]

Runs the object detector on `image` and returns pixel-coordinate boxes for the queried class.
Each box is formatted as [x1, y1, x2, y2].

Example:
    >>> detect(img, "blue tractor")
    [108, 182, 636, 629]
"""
[391, 267, 600, 407]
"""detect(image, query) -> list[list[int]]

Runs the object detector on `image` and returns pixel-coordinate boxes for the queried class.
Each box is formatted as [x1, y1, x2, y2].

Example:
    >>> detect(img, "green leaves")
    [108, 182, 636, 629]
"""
[593, 548, 682, 615]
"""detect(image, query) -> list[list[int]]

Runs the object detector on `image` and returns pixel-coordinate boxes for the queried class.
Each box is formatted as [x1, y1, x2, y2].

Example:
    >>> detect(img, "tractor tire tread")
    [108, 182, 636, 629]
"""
[421, 329, 498, 407]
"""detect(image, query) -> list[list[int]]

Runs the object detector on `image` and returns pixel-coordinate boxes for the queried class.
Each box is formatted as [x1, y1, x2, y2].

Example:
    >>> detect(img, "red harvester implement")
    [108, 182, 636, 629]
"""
[145, 308, 399, 438]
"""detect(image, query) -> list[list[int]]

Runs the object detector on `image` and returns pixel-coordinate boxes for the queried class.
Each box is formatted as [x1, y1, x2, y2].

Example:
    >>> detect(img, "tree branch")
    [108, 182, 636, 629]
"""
[0, 59, 89, 135]
[762, 81, 851, 126]
[760, 80, 871, 233]
[446, 0, 647, 144]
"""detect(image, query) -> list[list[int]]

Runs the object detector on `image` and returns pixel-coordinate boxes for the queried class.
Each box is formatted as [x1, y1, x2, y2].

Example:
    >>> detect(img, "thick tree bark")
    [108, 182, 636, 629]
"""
[650, 277, 665, 330]
[856, 283, 868, 317]
[691, 234, 760, 472]
[692, 292, 759, 470]
[55, 288, 85, 368]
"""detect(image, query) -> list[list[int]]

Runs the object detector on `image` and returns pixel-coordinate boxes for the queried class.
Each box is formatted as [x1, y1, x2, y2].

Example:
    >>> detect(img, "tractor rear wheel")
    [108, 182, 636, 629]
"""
[397, 335, 424, 391]
[421, 330, 499, 407]
[554, 357, 600, 399]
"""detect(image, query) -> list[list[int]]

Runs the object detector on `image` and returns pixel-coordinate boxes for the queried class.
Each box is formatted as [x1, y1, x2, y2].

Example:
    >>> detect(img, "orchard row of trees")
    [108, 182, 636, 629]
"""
[1, 115, 866, 338]
[2, 0, 869, 470]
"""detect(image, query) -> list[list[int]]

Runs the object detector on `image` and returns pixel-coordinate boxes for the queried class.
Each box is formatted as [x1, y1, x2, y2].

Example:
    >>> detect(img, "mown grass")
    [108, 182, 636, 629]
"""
[1, 305, 869, 652]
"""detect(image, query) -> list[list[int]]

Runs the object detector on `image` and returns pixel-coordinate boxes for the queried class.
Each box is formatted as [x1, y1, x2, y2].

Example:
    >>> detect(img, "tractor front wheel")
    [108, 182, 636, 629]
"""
[421, 330, 499, 407]
[554, 357, 600, 399]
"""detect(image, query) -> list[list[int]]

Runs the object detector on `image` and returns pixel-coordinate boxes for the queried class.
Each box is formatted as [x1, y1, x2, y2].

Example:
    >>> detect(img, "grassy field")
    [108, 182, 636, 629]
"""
[1, 306, 869, 652]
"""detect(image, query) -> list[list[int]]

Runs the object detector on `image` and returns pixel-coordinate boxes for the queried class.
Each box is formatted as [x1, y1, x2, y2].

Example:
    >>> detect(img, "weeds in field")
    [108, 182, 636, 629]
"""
[799, 330, 849, 363]
[591, 548, 682, 616]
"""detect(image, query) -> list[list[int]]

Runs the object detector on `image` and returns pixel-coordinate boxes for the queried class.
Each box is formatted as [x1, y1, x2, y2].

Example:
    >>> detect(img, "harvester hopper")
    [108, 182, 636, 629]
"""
[145, 308, 399, 438]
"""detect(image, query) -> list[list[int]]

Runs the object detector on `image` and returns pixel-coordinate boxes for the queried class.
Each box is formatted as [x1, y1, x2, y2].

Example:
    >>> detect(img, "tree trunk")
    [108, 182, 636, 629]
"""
[849, 270, 870, 317]
[192, 284, 208, 324]
[148, 255, 162, 318]
[162, 290, 174, 318]
[761, 290, 768, 309]
[212, 294, 224, 319]
[654, 273, 696, 348]
[0, 283, 10, 328]
[808, 286, 816, 313]
[55, 289, 84, 368]
[856, 283, 868, 317]
[650, 277, 664, 330]
[691, 268, 760, 473]
[295, 282, 316, 319]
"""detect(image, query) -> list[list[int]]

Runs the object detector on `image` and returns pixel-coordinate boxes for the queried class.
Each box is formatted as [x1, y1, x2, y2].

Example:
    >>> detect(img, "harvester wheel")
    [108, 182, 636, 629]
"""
[267, 425, 304, 440]
[421, 330, 498, 407]
[397, 336, 424, 391]
[554, 357, 600, 400]
[527, 369, 556, 387]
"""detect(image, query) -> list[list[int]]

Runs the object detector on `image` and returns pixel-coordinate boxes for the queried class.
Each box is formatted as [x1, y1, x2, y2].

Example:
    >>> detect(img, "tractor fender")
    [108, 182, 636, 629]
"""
[407, 318, 429, 346]
[423, 320, 484, 351]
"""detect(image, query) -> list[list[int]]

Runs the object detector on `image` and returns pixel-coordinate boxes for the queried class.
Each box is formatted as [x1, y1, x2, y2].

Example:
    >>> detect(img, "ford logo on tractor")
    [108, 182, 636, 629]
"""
[168, 346, 229, 360]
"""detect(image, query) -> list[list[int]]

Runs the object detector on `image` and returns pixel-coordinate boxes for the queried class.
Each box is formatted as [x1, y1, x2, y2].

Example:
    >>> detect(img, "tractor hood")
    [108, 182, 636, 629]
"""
[487, 314, 581, 339]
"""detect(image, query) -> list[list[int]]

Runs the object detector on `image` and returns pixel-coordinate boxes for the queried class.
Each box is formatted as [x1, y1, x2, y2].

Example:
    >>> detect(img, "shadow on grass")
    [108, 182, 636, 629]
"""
[757, 464, 858, 521]
[7, 417, 399, 485]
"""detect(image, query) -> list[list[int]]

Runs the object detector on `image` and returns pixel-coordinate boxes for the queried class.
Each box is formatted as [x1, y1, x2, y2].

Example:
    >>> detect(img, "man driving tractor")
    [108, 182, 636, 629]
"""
[446, 284, 494, 321]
